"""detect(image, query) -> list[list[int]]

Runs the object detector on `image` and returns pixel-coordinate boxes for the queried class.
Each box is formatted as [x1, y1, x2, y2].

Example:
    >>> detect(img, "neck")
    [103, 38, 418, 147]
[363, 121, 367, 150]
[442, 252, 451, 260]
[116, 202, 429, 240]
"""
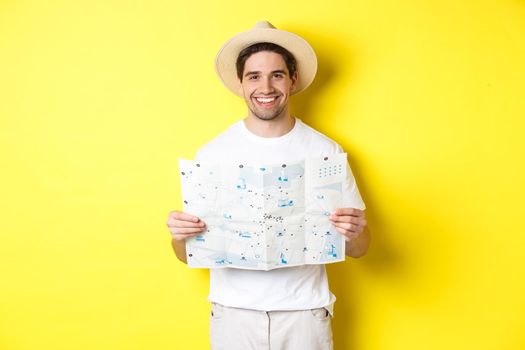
[244, 112, 296, 138]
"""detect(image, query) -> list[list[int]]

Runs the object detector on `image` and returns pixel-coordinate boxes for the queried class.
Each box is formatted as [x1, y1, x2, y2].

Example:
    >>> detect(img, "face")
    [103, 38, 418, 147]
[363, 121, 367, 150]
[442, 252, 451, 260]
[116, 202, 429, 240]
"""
[238, 51, 298, 121]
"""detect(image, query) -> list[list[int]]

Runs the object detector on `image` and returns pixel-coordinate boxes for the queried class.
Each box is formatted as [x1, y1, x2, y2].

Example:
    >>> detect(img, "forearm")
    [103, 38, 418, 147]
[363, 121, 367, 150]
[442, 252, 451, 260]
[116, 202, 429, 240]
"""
[345, 226, 370, 258]
[171, 238, 188, 264]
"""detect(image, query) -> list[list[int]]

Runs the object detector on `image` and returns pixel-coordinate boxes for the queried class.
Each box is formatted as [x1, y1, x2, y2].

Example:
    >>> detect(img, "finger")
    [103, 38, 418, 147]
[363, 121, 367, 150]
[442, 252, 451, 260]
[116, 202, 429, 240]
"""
[332, 208, 363, 217]
[171, 227, 206, 235]
[169, 210, 202, 223]
[167, 218, 206, 228]
[332, 222, 356, 232]
[333, 221, 364, 233]
[171, 231, 203, 241]
[334, 226, 357, 241]
[329, 215, 364, 225]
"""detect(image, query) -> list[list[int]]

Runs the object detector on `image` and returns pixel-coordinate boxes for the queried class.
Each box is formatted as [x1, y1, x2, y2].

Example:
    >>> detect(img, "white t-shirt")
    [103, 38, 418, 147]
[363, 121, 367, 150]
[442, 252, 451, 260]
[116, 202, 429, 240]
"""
[195, 117, 365, 315]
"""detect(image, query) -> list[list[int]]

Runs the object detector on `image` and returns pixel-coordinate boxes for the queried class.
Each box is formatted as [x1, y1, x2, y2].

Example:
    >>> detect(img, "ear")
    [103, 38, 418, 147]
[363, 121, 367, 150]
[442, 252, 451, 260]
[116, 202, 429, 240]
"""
[290, 71, 299, 92]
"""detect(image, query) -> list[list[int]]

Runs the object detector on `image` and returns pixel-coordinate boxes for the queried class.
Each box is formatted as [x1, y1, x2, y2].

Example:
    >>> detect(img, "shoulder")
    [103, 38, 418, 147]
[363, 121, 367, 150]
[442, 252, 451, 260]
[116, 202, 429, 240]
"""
[296, 119, 344, 154]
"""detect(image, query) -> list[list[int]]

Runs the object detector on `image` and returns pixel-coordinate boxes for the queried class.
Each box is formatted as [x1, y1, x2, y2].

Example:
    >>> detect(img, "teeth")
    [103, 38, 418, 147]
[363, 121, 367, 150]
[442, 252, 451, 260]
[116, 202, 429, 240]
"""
[256, 97, 276, 103]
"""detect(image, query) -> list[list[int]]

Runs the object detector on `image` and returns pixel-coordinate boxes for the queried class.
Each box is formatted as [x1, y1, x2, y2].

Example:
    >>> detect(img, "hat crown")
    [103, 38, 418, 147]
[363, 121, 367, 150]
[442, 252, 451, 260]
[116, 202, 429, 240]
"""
[215, 21, 317, 97]
[252, 21, 276, 30]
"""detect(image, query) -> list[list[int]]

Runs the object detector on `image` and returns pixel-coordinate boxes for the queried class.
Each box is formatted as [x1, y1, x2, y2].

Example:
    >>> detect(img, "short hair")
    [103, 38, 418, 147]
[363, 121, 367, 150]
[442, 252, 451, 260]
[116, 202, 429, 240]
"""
[236, 42, 297, 82]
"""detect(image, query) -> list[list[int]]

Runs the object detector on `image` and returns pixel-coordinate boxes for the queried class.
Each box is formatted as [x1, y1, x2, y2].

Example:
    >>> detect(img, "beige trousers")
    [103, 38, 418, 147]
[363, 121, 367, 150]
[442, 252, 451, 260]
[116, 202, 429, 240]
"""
[209, 302, 334, 350]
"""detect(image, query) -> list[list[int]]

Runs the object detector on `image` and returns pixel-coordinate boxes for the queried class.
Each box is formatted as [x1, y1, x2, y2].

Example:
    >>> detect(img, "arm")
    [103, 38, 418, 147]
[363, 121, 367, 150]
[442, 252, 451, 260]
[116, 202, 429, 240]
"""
[345, 225, 370, 258]
[171, 238, 188, 264]
[329, 208, 370, 258]
[166, 210, 206, 264]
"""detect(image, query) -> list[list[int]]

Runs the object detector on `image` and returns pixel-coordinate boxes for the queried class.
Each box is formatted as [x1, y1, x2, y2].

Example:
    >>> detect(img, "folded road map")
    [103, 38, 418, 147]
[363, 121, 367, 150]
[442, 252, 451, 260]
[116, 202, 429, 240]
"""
[178, 153, 348, 270]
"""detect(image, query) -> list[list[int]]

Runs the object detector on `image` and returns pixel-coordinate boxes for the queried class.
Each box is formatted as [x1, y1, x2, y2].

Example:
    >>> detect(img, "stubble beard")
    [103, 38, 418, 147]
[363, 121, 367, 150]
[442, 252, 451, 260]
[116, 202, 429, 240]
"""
[249, 105, 286, 121]
[247, 97, 288, 121]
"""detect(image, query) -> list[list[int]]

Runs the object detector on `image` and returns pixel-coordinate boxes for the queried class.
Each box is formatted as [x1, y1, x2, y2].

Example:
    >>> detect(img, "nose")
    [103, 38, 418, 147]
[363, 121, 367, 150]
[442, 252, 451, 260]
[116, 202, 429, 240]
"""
[260, 76, 274, 94]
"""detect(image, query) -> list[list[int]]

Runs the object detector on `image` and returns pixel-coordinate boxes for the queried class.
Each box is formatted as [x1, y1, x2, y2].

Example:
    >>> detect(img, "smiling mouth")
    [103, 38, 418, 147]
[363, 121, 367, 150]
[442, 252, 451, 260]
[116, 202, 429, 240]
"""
[254, 96, 279, 107]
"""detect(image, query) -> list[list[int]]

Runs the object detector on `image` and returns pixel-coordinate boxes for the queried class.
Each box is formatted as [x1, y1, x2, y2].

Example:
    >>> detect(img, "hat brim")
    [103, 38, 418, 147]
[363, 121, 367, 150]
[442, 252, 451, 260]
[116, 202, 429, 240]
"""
[215, 28, 317, 97]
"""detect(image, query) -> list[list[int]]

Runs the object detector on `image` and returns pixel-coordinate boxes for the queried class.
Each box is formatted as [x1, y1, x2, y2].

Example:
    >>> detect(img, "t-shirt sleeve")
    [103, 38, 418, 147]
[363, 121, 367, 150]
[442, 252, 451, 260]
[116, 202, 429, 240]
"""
[336, 144, 366, 210]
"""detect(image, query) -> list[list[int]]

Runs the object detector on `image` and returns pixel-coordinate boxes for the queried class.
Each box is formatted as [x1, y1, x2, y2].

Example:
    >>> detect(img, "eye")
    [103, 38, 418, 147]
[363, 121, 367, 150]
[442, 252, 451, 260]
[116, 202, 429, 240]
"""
[273, 73, 284, 78]
[248, 75, 259, 80]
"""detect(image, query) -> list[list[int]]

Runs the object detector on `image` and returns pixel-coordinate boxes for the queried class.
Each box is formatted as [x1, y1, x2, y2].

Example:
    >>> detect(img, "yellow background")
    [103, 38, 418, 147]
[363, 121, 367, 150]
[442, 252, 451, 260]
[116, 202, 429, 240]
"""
[1, 0, 524, 349]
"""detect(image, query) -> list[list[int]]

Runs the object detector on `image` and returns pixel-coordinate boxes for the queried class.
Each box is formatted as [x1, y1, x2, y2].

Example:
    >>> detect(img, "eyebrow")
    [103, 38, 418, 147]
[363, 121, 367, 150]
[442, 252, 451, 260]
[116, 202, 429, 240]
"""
[244, 70, 288, 78]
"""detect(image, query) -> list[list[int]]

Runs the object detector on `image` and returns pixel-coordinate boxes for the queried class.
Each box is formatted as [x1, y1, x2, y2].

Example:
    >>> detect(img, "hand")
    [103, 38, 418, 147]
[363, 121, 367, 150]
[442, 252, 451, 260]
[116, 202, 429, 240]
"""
[166, 210, 206, 242]
[329, 208, 367, 241]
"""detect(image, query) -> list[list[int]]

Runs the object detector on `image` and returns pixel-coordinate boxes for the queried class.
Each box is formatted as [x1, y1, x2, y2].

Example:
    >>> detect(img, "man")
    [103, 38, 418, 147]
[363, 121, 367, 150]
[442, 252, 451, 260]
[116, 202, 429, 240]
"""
[166, 21, 370, 350]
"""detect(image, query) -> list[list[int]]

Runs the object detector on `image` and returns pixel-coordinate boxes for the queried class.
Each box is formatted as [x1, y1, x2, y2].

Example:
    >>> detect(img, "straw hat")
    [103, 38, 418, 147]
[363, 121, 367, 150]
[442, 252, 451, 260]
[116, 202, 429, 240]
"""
[214, 21, 318, 97]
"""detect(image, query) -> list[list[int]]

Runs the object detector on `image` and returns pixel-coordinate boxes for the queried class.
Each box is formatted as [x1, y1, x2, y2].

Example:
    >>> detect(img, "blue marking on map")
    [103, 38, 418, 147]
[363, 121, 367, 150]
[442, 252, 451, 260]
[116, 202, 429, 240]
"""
[264, 164, 304, 188]
[238, 168, 265, 187]
[280, 252, 288, 264]
[277, 198, 294, 207]
[327, 244, 337, 257]
[319, 228, 343, 262]
[217, 252, 262, 269]
[278, 175, 289, 182]
[215, 258, 233, 265]
[223, 213, 232, 219]
[195, 235, 205, 242]
[239, 231, 252, 238]
[236, 177, 246, 189]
